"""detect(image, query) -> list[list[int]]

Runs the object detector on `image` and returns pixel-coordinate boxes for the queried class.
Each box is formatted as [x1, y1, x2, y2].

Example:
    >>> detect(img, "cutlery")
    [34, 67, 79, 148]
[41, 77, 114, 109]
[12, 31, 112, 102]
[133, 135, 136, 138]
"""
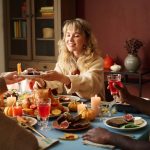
[22, 123, 47, 139]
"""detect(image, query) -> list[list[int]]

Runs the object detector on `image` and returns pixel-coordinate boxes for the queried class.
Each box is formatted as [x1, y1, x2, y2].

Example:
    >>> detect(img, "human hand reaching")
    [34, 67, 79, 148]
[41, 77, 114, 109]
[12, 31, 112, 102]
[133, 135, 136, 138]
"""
[4, 71, 24, 85]
[82, 127, 113, 145]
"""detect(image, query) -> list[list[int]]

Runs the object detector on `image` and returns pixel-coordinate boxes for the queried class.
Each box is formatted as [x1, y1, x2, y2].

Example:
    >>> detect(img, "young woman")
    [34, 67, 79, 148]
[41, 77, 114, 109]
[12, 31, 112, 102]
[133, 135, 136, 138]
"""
[35, 18, 105, 100]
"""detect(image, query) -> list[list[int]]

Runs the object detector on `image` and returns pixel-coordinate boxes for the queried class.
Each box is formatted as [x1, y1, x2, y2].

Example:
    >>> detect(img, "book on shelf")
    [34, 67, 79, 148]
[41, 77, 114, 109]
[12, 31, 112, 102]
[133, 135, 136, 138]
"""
[13, 21, 27, 38]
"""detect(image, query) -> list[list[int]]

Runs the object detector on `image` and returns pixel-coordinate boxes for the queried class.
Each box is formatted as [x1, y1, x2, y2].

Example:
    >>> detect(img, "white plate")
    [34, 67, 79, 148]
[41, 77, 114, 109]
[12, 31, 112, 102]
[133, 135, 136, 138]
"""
[57, 95, 80, 105]
[17, 116, 37, 127]
[104, 116, 147, 131]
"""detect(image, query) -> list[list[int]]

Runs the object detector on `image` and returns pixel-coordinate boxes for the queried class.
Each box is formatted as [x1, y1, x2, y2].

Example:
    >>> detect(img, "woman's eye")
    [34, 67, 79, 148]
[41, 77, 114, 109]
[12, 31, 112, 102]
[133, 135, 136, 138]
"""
[74, 34, 80, 37]
[66, 34, 70, 37]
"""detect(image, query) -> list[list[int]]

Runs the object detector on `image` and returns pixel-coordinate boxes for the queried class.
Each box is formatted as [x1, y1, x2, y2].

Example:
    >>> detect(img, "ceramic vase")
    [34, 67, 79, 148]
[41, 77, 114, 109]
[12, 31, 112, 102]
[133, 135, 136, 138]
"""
[124, 54, 140, 72]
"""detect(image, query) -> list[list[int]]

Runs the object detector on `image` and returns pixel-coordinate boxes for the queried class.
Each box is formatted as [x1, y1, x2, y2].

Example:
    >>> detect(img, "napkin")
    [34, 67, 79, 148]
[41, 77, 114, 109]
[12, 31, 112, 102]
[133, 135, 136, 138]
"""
[83, 140, 115, 149]
[36, 136, 59, 150]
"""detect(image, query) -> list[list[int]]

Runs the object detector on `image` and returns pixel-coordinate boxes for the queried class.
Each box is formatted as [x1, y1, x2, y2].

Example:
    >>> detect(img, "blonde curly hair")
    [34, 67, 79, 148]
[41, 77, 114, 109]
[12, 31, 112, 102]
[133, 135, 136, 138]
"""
[57, 18, 101, 74]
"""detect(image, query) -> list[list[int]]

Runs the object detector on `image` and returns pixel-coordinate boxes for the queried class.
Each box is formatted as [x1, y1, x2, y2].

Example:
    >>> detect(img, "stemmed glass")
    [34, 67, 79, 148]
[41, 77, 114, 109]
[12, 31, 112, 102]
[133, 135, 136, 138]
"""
[37, 98, 51, 131]
[107, 74, 122, 102]
[99, 100, 116, 121]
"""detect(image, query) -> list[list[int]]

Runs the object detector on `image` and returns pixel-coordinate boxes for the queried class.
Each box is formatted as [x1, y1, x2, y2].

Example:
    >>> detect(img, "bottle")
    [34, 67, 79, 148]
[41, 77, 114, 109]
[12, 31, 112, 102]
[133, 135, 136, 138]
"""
[21, 2, 27, 17]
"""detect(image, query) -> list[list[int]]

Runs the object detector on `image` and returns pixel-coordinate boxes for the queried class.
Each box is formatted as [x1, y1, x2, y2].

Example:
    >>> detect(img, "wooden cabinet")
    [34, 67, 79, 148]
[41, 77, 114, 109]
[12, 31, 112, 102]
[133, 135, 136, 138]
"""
[3, 0, 76, 71]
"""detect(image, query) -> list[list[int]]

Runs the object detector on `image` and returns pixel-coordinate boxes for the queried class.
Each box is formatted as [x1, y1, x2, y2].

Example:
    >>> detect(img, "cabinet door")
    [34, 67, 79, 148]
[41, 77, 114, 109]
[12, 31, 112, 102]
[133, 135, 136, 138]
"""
[32, 0, 58, 61]
[6, 0, 32, 60]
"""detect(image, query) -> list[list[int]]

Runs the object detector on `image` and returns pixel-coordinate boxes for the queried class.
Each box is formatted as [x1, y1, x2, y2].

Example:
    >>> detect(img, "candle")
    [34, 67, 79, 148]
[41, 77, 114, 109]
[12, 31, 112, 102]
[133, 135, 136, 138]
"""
[77, 102, 86, 114]
[7, 96, 16, 106]
[17, 63, 22, 75]
[91, 95, 101, 116]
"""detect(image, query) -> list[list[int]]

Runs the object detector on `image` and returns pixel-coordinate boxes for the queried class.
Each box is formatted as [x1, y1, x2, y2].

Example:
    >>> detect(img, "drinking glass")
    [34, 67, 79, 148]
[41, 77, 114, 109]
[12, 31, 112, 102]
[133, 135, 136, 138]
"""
[99, 100, 116, 121]
[37, 98, 51, 131]
[107, 74, 123, 101]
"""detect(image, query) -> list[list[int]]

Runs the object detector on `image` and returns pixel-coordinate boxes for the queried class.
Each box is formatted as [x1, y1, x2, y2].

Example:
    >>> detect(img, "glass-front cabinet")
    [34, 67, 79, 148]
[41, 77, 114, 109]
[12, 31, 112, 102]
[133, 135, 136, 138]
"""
[3, 0, 76, 71]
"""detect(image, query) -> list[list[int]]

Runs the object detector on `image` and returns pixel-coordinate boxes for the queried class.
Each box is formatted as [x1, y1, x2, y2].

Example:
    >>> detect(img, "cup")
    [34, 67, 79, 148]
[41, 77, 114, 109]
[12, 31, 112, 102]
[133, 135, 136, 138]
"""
[107, 74, 122, 95]
[99, 101, 115, 121]
[42, 28, 54, 39]
[37, 98, 51, 130]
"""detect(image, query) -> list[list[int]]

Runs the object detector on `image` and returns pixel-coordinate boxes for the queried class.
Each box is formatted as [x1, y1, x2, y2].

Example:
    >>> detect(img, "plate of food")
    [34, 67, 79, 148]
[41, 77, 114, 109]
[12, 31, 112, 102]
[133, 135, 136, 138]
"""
[16, 116, 37, 127]
[52, 112, 91, 131]
[18, 68, 45, 79]
[58, 95, 80, 105]
[104, 115, 147, 131]
[52, 120, 90, 131]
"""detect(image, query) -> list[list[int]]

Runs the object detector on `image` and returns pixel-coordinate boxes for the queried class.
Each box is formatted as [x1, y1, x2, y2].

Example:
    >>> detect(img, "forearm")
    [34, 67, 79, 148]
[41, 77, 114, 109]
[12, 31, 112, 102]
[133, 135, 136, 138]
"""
[109, 133, 150, 150]
[125, 95, 150, 115]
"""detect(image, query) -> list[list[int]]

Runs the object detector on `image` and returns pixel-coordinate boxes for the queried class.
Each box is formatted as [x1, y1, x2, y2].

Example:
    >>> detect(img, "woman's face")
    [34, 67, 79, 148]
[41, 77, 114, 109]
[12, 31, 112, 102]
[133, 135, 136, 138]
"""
[64, 25, 86, 58]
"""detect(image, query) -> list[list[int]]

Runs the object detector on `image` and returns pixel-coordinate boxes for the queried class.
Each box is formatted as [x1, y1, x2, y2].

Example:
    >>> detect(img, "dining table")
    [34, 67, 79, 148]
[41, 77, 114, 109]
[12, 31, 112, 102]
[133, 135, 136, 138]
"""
[33, 99, 150, 150]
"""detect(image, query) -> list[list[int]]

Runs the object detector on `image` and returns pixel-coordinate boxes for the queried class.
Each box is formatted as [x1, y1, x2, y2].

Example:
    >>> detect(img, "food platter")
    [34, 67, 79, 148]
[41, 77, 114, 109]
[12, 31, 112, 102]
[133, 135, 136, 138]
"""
[58, 95, 80, 105]
[104, 116, 147, 131]
[52, 121, 91, 131]
[17, 116, 37, 127]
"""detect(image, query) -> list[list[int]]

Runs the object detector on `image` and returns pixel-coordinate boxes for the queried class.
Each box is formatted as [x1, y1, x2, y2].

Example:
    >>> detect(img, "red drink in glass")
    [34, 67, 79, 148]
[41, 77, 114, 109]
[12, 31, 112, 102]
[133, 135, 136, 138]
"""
[107, 74, 122, 95]
[38, 103, 51, 119]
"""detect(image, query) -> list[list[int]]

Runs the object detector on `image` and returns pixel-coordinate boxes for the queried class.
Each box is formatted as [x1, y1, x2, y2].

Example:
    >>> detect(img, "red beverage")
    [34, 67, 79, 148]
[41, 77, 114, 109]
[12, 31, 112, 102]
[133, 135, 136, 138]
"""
[107, 74, 122, 95]
[13, 106, 23, 117]
[38, 103, 51, 119]
[108, 80, 122, 94]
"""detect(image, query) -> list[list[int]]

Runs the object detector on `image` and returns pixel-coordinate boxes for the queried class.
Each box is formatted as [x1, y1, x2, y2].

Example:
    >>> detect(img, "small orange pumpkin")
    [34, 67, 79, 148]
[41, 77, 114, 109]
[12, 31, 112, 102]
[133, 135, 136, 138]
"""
[79, 107, 96, 121]
[68, 101, 80, 112]
[4, 106, 14, 117]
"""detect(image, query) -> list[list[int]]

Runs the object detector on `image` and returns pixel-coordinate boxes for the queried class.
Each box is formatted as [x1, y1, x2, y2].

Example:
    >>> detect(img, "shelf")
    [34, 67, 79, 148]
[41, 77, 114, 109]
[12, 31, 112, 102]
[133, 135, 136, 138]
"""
[36, 16, 54, 20]
[36, 38, 54, 41]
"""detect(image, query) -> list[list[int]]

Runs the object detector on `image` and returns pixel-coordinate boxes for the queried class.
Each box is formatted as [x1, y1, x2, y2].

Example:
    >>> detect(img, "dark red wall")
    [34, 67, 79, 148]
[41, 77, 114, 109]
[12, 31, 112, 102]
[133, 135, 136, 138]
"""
[76, 0, 150, 98]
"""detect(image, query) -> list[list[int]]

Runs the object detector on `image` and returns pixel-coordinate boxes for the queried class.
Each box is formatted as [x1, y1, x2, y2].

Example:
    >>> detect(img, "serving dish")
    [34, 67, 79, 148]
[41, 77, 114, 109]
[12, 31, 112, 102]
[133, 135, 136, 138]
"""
[52, 120, 90, 131]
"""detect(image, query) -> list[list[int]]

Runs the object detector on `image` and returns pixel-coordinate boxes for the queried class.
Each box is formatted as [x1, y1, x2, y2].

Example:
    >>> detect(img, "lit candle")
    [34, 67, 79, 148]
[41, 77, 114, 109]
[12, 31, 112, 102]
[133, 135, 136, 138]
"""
[77, 102, 86, 114]
[7, 96, 16, 106]
[91, 95, 101, 116]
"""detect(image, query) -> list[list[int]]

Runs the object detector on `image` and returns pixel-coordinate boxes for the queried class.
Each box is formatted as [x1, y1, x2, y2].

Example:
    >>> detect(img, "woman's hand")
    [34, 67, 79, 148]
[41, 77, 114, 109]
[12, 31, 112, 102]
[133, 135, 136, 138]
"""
[40, 70, 71, 85]
[82, 127, 113, 145]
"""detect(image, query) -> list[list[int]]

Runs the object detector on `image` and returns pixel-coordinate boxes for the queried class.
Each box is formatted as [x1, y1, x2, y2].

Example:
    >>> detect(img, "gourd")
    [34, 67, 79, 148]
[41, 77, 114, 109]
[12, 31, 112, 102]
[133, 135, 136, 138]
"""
[79, 107, 96, 121]
[4, 106, 14, 116]
[68, 101, 80, 112]
[104, 54, 114, 69]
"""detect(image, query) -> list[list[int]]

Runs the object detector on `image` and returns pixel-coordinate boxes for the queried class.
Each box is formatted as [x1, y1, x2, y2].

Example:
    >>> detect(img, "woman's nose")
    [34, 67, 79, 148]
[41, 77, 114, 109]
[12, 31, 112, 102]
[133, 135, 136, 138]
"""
[69, 35, 74, 41]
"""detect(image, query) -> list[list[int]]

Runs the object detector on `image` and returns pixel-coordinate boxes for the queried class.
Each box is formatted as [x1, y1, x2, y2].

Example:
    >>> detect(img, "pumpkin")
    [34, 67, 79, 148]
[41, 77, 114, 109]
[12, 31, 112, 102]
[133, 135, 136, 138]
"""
[104, 54, 114, 69]
[79, 107, 96, 121]
[4, 106, 14, 116]
[68, 101, 80, 112]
